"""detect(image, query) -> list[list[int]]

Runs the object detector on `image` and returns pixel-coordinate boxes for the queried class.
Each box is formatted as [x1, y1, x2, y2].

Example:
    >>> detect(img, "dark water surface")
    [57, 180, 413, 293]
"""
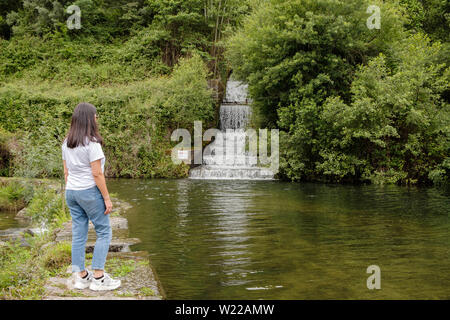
[0, 210, 27, 230]
[108, 179, 449, 299]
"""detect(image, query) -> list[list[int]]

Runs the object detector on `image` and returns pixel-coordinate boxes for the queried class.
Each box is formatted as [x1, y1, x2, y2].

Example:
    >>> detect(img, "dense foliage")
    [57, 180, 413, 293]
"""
[400, 0, 450, 43]
[0, 178, 71, 299]
[0, 0, 448, 185]
[320, 35, 448, 184]
[226, 0, 449, 185]
[0, 54, 214, 178]
[0, 0, 253, 178]
[1, 0, 251, 77]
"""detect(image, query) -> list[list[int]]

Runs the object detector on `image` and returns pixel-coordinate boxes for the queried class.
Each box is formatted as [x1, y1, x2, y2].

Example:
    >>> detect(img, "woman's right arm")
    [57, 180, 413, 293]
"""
[91, 159, 112, 215]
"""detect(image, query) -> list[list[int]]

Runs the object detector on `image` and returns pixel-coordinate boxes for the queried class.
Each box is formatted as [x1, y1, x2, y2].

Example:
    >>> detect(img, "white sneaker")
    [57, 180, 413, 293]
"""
[73, 269, 93, 289]
[89, 273, 121, 291]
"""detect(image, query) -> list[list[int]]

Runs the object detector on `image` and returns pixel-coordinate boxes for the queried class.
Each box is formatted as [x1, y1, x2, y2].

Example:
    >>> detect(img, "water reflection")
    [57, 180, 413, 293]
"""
[0, 210, 29, 230]
[207, 182, 253, 288]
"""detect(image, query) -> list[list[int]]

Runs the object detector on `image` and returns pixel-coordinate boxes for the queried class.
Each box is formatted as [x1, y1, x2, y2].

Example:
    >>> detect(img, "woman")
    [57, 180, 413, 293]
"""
[62, 102, 121, 291]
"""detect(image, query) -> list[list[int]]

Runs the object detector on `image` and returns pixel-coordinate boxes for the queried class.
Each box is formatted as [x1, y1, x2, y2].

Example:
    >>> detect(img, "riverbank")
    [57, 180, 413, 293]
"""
[0, 177, 164, 300]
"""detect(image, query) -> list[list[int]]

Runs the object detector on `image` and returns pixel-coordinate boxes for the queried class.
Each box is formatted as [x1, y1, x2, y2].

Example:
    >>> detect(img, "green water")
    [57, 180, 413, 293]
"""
[0, 210, 27, 230]
[111, 180, 448, 298]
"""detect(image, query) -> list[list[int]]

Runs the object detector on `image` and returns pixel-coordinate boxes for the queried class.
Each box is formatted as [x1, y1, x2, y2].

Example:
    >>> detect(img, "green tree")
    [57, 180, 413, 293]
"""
[0, 0, 21, 38]
[148, 53, 215, 130]
[144, 0, 250, 73]
[226, 0, 405, 181]
[5, 0, 152, 39]
[321, 34, 449, 184]
[399, 0, 450, 43]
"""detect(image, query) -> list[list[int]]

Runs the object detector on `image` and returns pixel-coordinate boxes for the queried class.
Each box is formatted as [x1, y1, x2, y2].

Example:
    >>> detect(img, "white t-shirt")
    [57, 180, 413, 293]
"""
[62, 138, 105, 190]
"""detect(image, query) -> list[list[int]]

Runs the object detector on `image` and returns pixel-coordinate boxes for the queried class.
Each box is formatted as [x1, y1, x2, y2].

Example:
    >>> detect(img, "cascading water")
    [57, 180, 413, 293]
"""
[189, 80, 275, 180]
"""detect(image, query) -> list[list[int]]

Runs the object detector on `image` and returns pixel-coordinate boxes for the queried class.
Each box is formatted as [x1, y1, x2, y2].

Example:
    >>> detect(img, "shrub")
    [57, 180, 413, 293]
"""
[0, 179, 34, 210]
[0, 55, 213, 179]
[227, 0, 448, 185]
[320, 35, 449, 184]
[0, 127, 13, 176]
[0, 239, 47, 299]
[25, 187, 68, 226]
[41, 241, 72, 274]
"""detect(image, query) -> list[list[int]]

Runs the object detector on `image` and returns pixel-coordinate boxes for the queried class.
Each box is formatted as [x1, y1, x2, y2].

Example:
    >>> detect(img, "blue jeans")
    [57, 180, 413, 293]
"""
[65, 186, 112, 272]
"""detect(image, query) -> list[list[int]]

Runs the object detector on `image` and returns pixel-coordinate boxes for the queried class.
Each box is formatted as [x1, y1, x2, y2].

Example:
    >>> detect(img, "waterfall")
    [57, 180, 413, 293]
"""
[189, 80, 275, 180]
[219, 104, 251, 130]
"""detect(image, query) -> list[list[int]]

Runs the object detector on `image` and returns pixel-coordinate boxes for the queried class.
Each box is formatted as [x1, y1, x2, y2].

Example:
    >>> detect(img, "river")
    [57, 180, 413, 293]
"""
[107, 179, 450, 299]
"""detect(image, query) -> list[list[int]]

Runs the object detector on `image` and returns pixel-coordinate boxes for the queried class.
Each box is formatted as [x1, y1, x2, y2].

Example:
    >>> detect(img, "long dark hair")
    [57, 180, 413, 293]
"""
[66, 102, 103, 148]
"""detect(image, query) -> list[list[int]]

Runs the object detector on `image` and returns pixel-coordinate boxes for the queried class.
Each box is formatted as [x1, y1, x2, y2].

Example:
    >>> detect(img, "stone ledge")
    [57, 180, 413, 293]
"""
[42, 200, 165, 300]
[55, 216, 130, 242]
[44, 252, 163, 300]
[85, 238, 141, 253]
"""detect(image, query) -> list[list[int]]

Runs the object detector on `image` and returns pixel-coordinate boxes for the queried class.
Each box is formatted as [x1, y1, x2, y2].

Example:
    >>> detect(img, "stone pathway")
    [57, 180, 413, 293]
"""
[44, 251, 163, 300]
[43, 210, 164, 300]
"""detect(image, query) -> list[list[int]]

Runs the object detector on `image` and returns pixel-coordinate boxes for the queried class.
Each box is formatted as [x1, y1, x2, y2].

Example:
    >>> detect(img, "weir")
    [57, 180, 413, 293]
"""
[189, 80, 275, 180]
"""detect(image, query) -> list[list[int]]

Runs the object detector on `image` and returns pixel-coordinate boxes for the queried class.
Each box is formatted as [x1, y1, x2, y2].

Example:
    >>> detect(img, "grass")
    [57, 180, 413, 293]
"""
[61, 289, 88, 297]
[0, 178, 158, 300]
[106, 257, 137, 278]
[53, 283, 67, 290]
[0, 238, 74, 299]
[0, 236, 149, 299]
[25, 188, 69, 227]
[114, 287, 156, 299]
[137, 260, 149, 267]
[73, 244, 140, 280]
[114, 291, 135, 298]
[0, 234, 62, 299]
[139, 287, 155, 297]
[0, 180, 33, 211]
[0, 178, 71, 299]
[41, 241, 72, 276]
